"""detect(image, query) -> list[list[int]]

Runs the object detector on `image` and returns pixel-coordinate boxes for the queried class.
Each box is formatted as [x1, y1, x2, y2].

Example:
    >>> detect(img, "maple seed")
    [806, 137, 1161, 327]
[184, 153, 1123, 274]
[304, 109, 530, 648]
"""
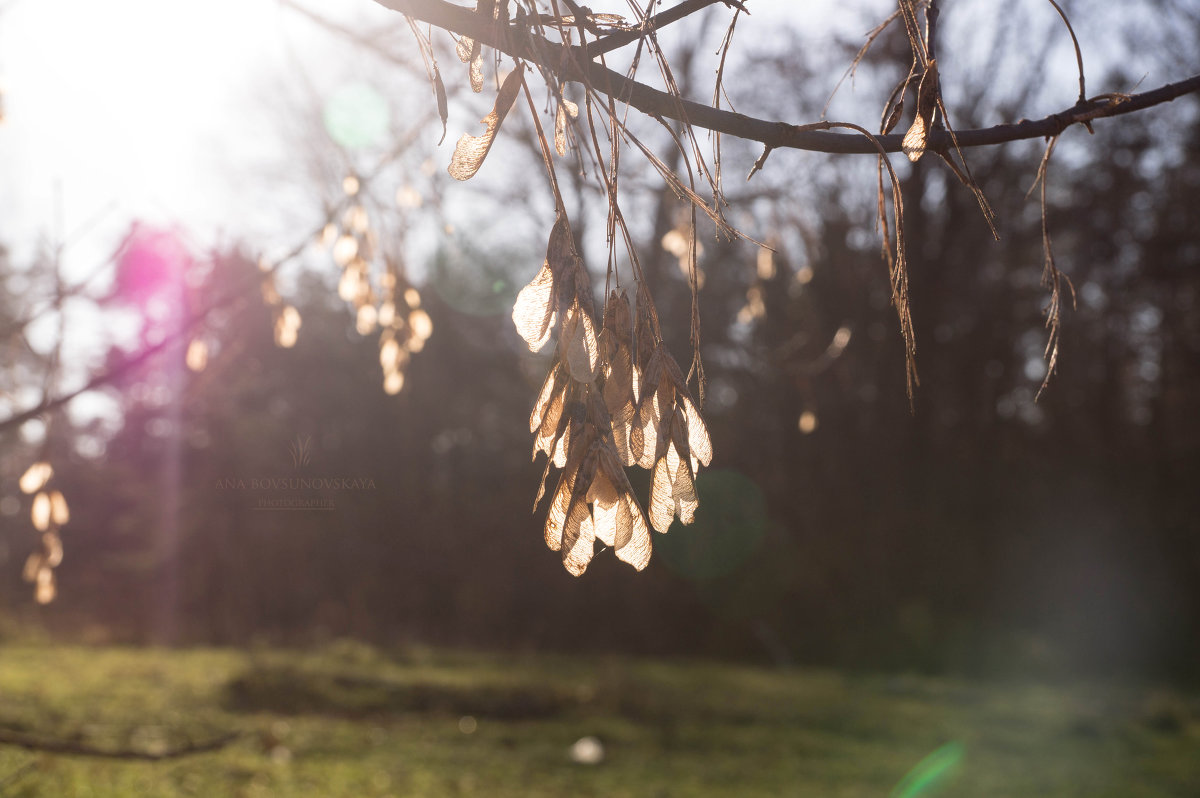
[448, 67, 523, 180]
[516, 212, 713, 576]
[902, 59, 939, 163]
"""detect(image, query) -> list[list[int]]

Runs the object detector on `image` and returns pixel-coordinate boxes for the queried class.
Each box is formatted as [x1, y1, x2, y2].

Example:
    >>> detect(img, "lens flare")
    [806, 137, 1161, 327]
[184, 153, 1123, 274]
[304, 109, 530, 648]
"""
[113, 224, 192, 309]
[653, 470, 767, 581]
[890, 741, 965, 798]
[323, 83, 390, 150]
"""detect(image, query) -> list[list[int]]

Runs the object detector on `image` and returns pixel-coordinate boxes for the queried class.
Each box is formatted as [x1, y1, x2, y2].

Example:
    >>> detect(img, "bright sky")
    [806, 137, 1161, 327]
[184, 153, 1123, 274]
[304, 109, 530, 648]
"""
[5, 0, 1158, 285]
[0, 0, 405, 434]
[0, 0, 822, 282]
[0, 0, 384, 274]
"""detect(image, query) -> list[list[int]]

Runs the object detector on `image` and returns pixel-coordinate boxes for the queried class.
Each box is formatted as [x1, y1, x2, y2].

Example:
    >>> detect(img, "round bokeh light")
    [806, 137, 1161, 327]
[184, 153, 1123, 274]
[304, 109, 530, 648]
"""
[323, 83, 390, 150]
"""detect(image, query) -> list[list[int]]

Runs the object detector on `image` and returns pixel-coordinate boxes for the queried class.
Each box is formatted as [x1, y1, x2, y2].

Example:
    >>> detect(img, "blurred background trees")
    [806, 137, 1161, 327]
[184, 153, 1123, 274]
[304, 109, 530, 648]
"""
[1, 0, 1197, 679]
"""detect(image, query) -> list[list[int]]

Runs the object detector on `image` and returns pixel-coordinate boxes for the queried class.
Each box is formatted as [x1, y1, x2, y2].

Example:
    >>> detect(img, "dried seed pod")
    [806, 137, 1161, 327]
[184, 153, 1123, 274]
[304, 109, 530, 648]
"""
[594, 442, 651, 570]
[433, 63, 448, 144]
[532, 367, 570, 461]
[31, 491, 51, 532]
[43, 530, 63, 567]
[600, 291, 636, 463]
[559, 303, 599, 384]
[35, 566, 56, 604]
[554, 95, 578, 156]
[902, 58, 939, 163]
[449, 67, 522, 180]
[49, 490, 69, 526]
[513, 214, 572, 351]
[19, 462, 53, 494]
[515, 210, 714, 575]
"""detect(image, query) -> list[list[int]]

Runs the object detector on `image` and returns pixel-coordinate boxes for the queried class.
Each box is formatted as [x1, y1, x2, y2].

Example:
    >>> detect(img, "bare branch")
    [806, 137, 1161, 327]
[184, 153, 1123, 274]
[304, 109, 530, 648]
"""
[371, 0, 1200, 154]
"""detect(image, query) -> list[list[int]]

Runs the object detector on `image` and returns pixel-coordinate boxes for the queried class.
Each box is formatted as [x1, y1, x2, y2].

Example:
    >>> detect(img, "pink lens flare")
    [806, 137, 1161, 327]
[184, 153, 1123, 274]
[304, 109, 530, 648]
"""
[113, 223, 194, 308]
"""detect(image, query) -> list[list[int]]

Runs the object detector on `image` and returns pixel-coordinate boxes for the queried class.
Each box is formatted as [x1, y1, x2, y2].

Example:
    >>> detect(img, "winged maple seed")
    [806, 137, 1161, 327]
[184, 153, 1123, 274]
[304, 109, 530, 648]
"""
[515, 215, 713, 575]
[541, 392, 653, 575]
[448, 67, 523, 181]
[599, 290, 636, 465]
[553, 90, 579, 157]
[632, 341, 713, 533]
[902, 58, 939, 163]
[455, 33, 483, 94]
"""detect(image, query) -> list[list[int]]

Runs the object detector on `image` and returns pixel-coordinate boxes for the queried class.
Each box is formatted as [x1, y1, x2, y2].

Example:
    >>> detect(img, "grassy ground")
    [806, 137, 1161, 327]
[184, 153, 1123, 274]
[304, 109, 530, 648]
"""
[0, 641, 1197, 797]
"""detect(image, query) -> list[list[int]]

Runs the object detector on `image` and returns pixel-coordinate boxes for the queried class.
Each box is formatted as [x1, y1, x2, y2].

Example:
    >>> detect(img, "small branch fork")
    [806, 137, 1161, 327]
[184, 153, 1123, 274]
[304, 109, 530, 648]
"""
[372, 0, 1200, 155]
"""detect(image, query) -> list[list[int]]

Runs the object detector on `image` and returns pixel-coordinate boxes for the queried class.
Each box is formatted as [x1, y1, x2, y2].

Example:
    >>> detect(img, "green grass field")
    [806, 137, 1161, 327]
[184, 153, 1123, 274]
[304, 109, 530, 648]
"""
[0, 641, 1197, 797]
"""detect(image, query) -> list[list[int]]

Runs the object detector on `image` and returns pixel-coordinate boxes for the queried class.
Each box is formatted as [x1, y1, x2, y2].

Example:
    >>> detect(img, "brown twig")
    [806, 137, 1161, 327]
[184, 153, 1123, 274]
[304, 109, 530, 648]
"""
[823, 8, 903, 120]
[1044, 0, 1087, 104]
[1028, 134, 1076, 400]
[585, 0, 740, 58]
[711, 6, 742, 198]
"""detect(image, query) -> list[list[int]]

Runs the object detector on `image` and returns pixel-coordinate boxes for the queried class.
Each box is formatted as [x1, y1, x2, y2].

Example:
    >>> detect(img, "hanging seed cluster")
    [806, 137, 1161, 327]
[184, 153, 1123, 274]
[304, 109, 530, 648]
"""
[260, 260, 302, 349]
[514, 213, 712, 575]
[377, 262, 432, 396]
[323, 176, 432, 395]
[19, 461, 68, 604]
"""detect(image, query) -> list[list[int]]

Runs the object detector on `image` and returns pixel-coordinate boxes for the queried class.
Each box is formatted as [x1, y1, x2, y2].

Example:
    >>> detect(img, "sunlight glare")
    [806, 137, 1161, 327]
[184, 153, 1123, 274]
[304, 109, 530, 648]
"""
[890, 741, 965, 798]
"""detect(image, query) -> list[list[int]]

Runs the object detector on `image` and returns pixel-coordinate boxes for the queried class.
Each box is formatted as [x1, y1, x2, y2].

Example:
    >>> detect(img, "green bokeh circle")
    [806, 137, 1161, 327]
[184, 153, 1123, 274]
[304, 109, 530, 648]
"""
[653, 469, 768, 581]
[323, 83, 390, 150]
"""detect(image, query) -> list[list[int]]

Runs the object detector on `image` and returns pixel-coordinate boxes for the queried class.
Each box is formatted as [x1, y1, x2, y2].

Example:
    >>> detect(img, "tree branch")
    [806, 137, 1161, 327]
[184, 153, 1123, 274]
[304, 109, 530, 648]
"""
[0, 325, 184, 435]
[372, 0, 1200, 154]
[585, 0, 736, 57]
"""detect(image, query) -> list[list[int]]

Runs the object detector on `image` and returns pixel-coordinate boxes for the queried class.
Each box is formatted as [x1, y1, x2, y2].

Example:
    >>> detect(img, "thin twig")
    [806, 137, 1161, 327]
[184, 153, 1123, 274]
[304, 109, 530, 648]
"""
[1028, 134, 1076, 400]
[586, 0, 739, 57]
[822, 8, 903, 120]
[1044, 0, 1087, 103]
